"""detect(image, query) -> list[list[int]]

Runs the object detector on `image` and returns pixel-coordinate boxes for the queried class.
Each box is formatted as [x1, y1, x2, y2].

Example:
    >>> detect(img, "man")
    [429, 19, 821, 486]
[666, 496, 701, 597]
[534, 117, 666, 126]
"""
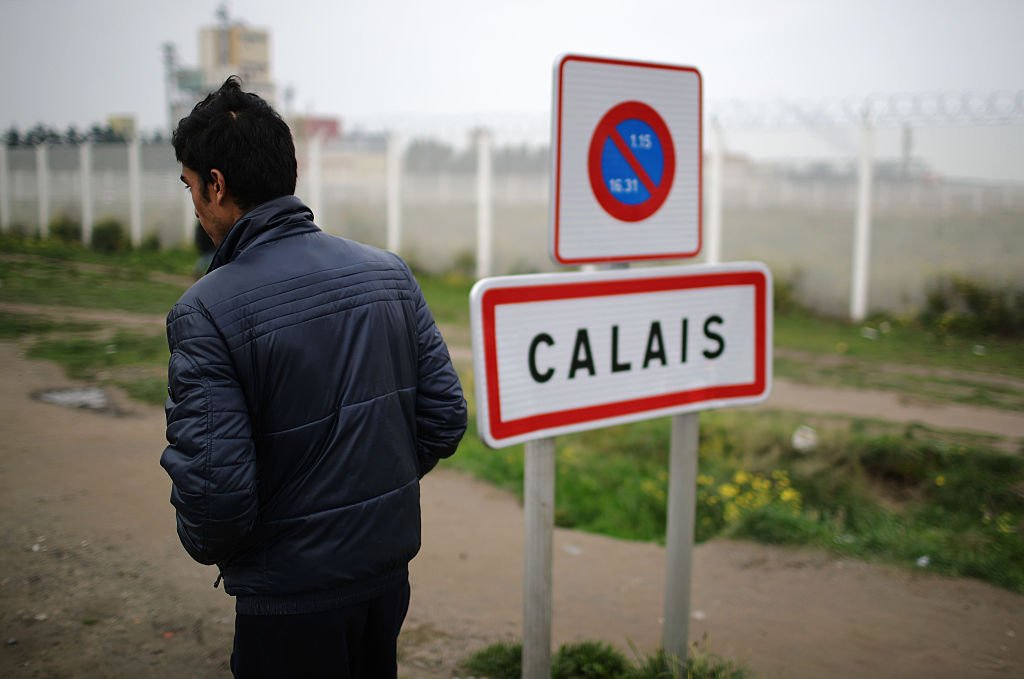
[160, 76, 467, 678]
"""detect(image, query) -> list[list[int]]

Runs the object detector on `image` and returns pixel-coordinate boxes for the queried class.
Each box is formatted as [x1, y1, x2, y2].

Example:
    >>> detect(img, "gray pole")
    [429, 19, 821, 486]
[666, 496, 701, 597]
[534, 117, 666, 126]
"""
[386, 132, 404, 253]
[36, 143, 49, 238]
[849, 116, 873, 322]
[706, 118, 724, 265]
[663, 412, 699, 671]
[307, 133, 323, 225]
[80, 142, 94, 246]
[475, 127, 493, 279]
[128, 138, 143, 247]
[522, 437, 555, 679]
[0, 143, 10, 233]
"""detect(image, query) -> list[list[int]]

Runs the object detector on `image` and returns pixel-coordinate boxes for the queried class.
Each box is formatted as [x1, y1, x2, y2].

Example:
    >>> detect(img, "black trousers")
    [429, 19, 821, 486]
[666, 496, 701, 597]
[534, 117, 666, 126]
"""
[230, 580, 411, 678]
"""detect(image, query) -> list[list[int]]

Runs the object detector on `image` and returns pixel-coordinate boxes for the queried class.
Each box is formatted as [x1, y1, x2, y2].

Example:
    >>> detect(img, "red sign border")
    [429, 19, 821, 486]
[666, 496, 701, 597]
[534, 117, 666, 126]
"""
[552, 54, 703, 265]
[479, 269, 768, 444]
[587, 100, 677, 222]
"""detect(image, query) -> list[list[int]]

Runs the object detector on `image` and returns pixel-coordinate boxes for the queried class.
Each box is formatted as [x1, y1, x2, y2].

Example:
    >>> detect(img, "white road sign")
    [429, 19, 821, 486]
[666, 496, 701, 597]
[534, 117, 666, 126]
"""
[470, 263, 772, 448]
[550, 54, 703, 265]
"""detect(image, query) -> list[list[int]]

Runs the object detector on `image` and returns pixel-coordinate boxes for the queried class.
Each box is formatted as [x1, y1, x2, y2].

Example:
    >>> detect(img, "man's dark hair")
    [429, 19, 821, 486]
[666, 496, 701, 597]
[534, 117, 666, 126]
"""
[172, 76, 297, 211]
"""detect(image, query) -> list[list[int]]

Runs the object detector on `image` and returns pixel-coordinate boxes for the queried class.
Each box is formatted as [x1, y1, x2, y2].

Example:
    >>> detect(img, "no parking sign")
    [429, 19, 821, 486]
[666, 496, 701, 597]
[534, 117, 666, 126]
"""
[550, 55, 702, 264]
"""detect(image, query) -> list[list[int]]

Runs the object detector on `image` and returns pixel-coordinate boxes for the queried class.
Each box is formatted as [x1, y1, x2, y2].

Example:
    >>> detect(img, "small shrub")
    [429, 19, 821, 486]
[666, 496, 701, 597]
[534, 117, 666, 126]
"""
[140, 231, 161, 252]
[91, 217, 128, 253]
[462, 641, 521, 679]
[451, 249, 476, 278]
[772, 268, 805, 315]
[630, 646, 749, 679]
[921, 274, 1024, 337]
[552, 641, 630, 678]
[49, 213, 81, 243]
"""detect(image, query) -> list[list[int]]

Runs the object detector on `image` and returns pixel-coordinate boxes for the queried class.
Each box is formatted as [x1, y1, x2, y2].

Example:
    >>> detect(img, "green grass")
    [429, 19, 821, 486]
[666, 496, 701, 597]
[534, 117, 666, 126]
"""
[461, 640, 749, 679]
[0, 233, 197, 275]
[3, 236, 1022, 594]
[445, 405, 1024, 593]
[0, 311, 99, 338]
[774, 311, 1024, 379]
[0, 255, 188, 315]
[28, 330, 168, 383]
[773, 354, 1024, 411]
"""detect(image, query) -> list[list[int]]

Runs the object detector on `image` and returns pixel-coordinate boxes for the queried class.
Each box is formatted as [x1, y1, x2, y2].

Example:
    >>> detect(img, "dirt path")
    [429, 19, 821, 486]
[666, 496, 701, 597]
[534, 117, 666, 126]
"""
[1, 342, 1022, 678]
[3, 301, 1023, 445]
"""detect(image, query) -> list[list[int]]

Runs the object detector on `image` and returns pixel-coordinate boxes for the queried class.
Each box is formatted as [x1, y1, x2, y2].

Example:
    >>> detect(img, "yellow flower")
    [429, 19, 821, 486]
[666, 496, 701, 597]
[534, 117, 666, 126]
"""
[780, 488, 801, 503]
[718, 483, 739, 499]
[733, 470, 750, 485]
[724, 504, 741, 523]
[935, 475, 946, 487]
[697, 474, 715, 487]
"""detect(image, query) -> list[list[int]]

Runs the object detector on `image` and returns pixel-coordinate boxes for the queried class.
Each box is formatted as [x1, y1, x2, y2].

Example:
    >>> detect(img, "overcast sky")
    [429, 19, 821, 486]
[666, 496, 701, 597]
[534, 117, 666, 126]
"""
[2, 0, 1022, 178]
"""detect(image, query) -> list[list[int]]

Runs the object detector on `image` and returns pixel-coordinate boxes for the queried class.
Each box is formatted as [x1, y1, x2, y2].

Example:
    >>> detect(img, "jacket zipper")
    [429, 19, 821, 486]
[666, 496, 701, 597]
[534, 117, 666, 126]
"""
[213, 569, 223, 589]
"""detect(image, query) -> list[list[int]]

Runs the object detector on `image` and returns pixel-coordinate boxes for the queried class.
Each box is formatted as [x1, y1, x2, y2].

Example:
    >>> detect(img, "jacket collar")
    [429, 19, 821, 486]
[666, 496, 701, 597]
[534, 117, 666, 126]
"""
[208, 195, 319, 273]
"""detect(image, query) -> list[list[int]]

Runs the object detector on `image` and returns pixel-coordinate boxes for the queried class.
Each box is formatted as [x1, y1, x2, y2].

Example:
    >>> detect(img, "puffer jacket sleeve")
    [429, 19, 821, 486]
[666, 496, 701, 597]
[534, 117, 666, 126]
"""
[401, 260, 468, 477]
[160, 302, 257, 566]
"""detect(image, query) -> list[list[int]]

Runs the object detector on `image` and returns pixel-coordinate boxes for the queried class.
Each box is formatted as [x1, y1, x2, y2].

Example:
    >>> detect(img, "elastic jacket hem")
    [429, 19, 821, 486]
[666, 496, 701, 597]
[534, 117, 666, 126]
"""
[234, 567, 409, 616]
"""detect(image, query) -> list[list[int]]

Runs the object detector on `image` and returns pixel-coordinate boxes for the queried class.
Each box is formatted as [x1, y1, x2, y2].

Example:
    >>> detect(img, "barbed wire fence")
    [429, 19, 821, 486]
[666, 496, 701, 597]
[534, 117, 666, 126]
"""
[1, 90, 1022, 318]
[706, 90, 1024, 321]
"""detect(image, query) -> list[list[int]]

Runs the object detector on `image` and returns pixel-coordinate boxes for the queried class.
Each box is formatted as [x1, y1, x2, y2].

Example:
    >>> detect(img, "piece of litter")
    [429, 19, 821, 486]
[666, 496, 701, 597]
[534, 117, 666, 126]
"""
[792, 425, 818, 453]
[916, 556, 930, 568]
[860, 327, 878, 340]
[563, 544, 583, 556]
[36, 387, 109, 411]
[972, 344, 987, 356]
[691, 610, 707, 621]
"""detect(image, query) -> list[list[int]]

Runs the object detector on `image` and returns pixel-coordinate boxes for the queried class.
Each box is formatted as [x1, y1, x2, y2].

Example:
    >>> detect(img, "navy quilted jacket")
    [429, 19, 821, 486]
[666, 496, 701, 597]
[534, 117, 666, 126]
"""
[160, 196, 466, 612]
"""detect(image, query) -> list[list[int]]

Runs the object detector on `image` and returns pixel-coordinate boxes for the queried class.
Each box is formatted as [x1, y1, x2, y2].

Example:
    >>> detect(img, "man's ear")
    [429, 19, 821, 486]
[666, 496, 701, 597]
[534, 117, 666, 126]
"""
[208, 169, 228, 205]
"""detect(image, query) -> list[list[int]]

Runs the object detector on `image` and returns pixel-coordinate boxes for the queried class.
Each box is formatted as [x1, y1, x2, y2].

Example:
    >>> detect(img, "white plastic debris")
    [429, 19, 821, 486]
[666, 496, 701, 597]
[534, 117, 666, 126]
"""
[37, 387, 109, 411]
[972, 344, 987, 356]
[916, 555, 930, 568]
[860, 327, 879, 340]
[792, 425, 819, 453]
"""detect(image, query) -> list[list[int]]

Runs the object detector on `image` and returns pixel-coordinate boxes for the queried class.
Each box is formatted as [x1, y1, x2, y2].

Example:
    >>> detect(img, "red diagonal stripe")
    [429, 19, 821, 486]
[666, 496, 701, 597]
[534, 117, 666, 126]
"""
[610, 129, 658, 195]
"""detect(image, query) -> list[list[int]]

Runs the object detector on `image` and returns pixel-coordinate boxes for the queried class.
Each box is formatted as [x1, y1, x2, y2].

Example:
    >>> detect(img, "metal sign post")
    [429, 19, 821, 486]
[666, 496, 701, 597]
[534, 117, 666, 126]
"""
[523, 437, 555, 679]
[663, 412, 700, 667]
[466, 54, 772, 679]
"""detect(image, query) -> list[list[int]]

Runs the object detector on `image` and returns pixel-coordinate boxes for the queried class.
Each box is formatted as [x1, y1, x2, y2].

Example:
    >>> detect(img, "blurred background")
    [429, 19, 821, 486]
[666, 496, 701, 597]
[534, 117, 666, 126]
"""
[1, 0, 1021, 316]
[1, 2, 1023, 677]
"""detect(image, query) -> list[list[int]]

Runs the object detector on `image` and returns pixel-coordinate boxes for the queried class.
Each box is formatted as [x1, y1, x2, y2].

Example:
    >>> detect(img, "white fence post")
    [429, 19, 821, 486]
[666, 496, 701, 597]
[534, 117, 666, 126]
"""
[706, 118, 724, 265]
[80, 142, 94, 246]
[523, 437, 555, 679]
[0, 143, 10, 233]
[850, 116, 874, 322]
[128, 138, 143, 247]
[36, 143, 50, 238]
[663, 412, 699, 670]
[386, 132, 404, 253]
[307, 133, 324, 225]
[474, 127, 494, 279]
